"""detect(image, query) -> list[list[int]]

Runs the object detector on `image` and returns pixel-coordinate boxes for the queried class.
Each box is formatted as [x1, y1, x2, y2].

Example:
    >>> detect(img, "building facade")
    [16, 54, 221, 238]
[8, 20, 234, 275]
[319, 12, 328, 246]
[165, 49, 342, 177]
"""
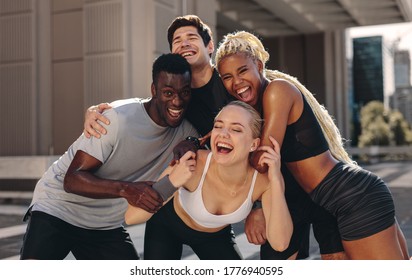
[0, 0, 411, 157]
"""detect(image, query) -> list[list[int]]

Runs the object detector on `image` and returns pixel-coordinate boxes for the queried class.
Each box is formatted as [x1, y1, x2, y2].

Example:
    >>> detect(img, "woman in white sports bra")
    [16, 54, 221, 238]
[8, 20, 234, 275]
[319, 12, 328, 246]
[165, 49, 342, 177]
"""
[125, 101, 292, 259]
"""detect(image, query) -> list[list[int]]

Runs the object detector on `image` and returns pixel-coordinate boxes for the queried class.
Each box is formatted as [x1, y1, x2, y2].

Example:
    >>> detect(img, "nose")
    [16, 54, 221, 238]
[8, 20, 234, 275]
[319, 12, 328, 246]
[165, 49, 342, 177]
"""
[233, 75, 243, 86]
[219, 127, 230, 138]
[171, 94, 183, 107]
[181, 38, 190, 48]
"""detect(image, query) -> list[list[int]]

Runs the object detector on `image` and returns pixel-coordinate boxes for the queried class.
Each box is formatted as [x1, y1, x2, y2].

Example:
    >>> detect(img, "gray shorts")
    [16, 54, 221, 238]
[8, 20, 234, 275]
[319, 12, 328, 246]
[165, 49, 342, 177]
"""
[310, 162, 395, 241]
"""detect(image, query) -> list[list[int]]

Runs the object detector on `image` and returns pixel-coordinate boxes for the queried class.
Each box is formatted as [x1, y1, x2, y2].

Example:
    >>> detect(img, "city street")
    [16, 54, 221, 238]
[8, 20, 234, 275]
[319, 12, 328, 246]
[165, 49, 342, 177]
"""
[1, 160, 411, 260]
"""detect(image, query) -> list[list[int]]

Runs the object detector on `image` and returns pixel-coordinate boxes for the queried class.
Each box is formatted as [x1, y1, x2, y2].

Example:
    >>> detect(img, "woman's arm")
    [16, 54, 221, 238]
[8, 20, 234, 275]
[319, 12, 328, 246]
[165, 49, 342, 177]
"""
[250, 79, 302, 172]
[258, 136, 293, 251]
[124, 151, 197, 225]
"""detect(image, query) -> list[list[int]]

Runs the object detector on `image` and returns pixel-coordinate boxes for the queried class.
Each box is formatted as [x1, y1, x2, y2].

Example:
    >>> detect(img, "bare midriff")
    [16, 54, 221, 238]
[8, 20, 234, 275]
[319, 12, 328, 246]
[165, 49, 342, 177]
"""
[285, 150, 339, 194]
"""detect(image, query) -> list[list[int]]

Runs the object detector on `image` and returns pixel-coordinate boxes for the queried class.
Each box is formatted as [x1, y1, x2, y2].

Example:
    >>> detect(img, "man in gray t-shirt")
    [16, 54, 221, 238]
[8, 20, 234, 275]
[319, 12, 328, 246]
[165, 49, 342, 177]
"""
[20, 53, 199, 260]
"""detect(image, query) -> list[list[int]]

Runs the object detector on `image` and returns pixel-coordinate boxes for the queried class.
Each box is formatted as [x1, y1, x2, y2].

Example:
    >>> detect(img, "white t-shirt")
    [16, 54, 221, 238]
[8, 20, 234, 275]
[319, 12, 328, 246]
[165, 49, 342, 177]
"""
[30, 98, 199, 230]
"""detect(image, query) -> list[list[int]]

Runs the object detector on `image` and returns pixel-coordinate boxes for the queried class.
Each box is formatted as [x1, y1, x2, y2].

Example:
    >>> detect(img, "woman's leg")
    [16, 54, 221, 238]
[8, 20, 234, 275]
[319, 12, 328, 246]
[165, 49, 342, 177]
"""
[190, 226, 242, 260]
[342, 223, 405, 260]
[143, 201, 183, 260]
[395, 219, 410, 259]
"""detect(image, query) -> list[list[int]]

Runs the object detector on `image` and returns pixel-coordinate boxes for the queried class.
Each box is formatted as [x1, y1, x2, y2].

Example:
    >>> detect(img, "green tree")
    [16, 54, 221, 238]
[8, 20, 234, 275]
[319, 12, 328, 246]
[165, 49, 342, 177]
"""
[358, 101, 391, 147]
[389, 110, 412, 145]
[358, 101, 412, 147]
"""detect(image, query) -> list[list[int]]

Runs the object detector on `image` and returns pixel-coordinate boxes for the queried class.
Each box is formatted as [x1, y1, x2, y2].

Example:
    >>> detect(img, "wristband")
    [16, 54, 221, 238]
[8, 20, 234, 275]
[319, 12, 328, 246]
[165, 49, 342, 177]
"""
[152, 175, 177, 201]
[252, 200, 262, 210]
[185, 136, 200, 149]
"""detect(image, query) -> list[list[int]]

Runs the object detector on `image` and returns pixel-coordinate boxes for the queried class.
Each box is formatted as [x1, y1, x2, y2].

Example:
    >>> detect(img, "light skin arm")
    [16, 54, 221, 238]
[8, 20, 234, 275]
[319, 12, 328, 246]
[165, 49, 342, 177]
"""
[259, 136, 293, 251]
[64, 150, 164, 213]
[124, 151, 197, 225]
[83, 103, 112, 138]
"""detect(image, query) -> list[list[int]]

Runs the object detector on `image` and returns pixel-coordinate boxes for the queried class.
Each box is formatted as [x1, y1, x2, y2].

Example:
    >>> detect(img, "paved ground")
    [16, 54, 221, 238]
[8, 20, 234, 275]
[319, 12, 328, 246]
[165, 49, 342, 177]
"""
[1, 160, 411, 260]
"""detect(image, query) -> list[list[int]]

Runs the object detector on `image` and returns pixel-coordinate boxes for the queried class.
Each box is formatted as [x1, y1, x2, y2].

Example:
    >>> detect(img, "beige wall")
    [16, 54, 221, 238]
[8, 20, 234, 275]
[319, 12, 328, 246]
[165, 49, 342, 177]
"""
[52, 0, 84, 153]
[0, 0, 349, 156]
[0, 0, 34, 156]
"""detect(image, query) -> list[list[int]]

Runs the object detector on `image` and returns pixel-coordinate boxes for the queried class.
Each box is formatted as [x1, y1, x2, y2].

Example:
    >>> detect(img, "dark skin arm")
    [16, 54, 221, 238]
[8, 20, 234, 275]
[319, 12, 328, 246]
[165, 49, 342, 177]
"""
[245, 79, 301, 244]
[64, 150, 163, 213]
[249, 79, 301, 173]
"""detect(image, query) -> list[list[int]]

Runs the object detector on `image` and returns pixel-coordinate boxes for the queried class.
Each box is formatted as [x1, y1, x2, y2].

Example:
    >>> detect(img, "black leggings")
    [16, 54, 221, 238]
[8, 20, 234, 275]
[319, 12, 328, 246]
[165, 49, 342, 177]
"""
[144, 199, 242, 260]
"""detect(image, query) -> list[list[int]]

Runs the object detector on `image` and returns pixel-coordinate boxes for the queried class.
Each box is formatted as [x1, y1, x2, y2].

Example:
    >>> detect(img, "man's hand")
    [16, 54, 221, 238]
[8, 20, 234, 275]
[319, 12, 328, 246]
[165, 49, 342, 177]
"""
[120, 181, 163, 213]
[244, 208, 267, 245]
[84, 103, 112, 138]
[171, 140, 197, 166]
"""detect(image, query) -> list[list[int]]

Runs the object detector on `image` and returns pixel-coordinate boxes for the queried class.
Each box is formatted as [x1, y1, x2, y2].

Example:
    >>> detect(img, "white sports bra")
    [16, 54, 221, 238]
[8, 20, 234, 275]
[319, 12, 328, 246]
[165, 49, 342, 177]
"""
[178, 152, 258, 228]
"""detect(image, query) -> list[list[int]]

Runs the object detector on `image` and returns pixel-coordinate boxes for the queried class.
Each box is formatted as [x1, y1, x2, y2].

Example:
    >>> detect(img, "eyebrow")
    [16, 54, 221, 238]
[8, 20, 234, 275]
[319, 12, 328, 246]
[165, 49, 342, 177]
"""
[215, 119, 245, 127]
[173, 32, 200, 42]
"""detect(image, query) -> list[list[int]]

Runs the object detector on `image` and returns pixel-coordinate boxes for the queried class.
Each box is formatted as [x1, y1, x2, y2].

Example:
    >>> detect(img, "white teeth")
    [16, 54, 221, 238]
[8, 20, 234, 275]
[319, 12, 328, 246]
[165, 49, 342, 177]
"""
[236, 86, 249, 94]
[168, 108, 182, 117]
[217, 142, 233, 149]
[181, 52, 193, 57]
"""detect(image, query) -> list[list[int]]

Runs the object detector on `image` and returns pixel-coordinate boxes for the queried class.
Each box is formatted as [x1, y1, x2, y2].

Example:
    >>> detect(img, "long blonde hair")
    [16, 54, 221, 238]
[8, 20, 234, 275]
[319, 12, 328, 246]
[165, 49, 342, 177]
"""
[215, 31, 356, 165]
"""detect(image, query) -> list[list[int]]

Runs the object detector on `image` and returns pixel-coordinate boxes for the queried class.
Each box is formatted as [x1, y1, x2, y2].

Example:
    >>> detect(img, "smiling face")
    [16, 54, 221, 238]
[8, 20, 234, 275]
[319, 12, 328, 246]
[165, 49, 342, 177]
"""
[171, 26, 214, 69]
[150, 71, 191, 128]
[217, 52, 264, 108]
[211, 104, 260, 165]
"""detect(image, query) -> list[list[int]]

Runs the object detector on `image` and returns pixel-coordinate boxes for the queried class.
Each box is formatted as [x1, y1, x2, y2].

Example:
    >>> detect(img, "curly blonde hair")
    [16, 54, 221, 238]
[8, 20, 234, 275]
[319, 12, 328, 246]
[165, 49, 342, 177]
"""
[215, 31, 356, 165]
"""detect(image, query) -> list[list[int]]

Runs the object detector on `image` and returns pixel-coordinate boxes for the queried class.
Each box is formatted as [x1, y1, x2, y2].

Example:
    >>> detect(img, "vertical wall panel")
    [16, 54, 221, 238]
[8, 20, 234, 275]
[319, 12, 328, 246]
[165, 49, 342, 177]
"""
[0, 15, 32, 62]
[0, 0, 31, 14]
[51, 3, 84, 155]
[0, 0, 33, 156]
[85, 54, 123, 105]
[0, 64, 32, 155]
[84, 0, 124, 106]
[84, 2, 123, 54]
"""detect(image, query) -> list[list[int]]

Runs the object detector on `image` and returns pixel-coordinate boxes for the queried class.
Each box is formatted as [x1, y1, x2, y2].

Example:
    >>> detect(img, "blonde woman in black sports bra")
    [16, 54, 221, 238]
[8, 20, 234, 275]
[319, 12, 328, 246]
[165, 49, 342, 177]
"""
[125, 101, 293, 259]
[214, 31, 409, 260]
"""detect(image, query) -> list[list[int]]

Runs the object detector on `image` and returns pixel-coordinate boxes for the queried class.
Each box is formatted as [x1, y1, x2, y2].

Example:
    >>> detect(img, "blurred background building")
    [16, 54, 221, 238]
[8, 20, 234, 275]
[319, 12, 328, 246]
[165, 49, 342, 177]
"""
[393, 50, 412, 125]
[1, 0, 412, 188]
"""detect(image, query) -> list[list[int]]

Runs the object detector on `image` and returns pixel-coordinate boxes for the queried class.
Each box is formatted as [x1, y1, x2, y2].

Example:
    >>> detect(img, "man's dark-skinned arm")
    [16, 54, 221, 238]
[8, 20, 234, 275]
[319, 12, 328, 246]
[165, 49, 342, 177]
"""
[64, 150, 163, 213]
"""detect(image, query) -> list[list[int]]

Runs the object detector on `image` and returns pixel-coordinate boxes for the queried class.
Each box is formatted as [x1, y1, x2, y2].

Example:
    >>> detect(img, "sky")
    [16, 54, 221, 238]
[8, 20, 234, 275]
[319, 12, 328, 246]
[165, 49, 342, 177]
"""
[348, 21, 412, 82]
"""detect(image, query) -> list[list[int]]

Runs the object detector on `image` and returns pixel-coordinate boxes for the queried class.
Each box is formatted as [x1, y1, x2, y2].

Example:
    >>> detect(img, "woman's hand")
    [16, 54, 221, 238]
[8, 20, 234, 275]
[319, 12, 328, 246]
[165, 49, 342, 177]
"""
[84, 103, 112, 138]
[169, 151, 197, 187]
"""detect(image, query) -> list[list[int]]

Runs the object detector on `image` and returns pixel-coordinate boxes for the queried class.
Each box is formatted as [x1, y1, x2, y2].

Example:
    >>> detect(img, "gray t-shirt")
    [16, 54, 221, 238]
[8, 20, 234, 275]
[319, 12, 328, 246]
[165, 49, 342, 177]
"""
[30, 98, 199, 230]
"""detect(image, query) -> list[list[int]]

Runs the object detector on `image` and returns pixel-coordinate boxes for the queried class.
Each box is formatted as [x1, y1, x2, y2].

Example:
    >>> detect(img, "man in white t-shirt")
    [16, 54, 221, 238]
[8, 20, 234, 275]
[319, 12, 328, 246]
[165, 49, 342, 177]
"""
[20, 53, 199, 260]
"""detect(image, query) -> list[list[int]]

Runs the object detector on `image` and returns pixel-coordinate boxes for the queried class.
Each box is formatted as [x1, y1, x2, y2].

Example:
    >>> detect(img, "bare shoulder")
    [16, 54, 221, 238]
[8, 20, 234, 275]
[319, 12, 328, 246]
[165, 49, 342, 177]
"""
[196, 149, 211, 164]
[265, 78, 301, 100]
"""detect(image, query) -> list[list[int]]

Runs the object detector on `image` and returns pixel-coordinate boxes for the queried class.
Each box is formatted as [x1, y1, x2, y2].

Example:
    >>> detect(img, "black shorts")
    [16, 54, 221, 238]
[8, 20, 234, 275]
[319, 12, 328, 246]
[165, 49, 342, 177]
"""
[310, 162, 395, 241]
[261, 164, 343, 259]
[144, 198, 242, 260]
[20, 211, 139, 260]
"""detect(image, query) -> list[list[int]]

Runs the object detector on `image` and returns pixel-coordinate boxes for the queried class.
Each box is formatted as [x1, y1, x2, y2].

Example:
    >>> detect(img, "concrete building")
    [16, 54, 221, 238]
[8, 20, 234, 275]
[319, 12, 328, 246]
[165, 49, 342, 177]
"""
[394, 50, 411, 87]
[0, 0, 411, 187]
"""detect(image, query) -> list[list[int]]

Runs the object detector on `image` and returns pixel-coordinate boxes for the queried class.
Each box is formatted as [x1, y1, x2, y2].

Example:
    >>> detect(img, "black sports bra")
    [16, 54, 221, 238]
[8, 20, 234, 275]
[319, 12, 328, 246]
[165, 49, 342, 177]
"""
[281, 94, 329, 162]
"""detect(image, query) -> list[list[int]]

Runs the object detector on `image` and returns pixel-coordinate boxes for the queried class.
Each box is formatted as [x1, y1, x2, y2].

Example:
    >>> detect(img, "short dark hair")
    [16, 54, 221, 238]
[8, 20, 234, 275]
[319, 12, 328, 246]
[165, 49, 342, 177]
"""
[152, 53, 192, 85]
[167, 15, 212, 51]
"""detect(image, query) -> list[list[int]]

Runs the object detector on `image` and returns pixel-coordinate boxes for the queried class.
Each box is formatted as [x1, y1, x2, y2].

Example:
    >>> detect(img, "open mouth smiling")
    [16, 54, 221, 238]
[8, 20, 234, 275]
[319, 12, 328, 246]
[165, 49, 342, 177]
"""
[181, 51, 196, 58]
[216, 142, 233, 154]
[168, 108, 183, 118]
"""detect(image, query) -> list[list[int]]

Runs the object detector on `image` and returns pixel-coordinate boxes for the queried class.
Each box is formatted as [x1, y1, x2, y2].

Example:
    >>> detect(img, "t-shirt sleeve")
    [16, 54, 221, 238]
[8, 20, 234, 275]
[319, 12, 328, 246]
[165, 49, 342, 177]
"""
[76, 109, 119, 164]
